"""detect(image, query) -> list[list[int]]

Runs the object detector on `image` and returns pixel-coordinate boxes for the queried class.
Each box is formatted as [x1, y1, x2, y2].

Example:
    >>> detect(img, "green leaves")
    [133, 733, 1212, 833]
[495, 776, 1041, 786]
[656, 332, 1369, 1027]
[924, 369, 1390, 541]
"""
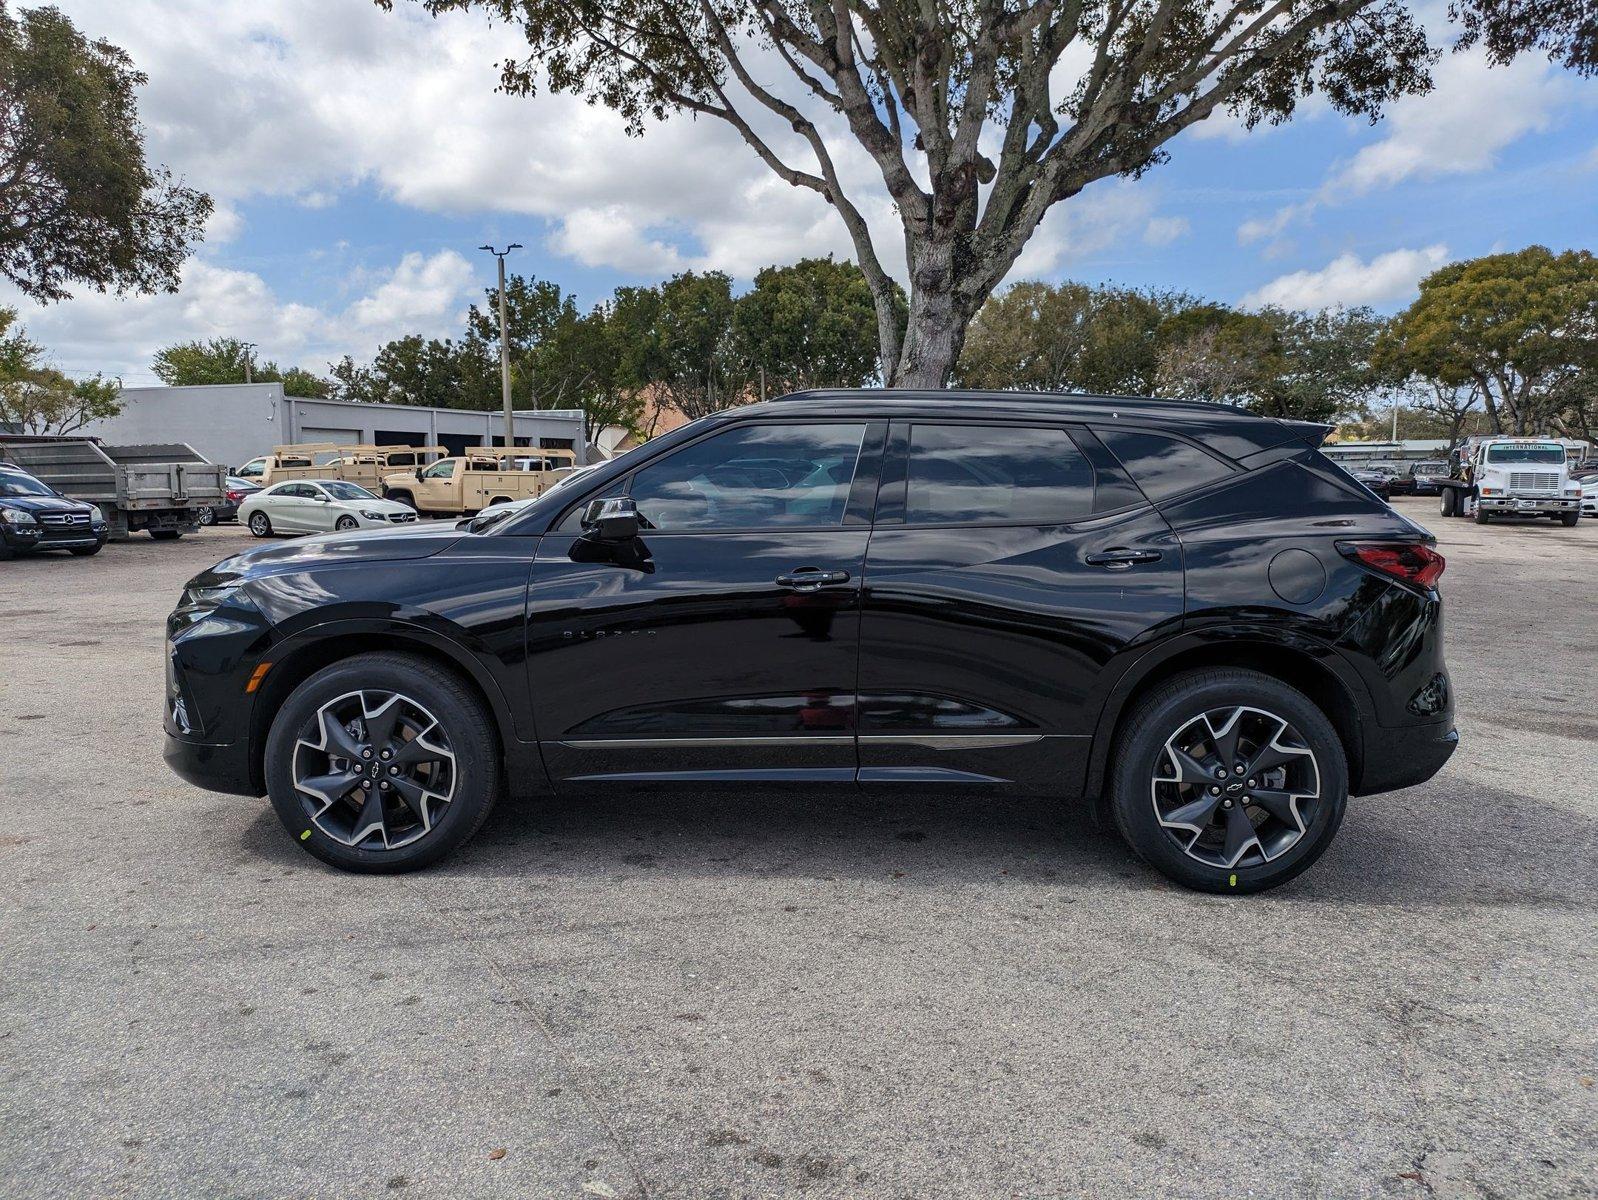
[0, 306, 123, 435]
[0, 4, 211, 301]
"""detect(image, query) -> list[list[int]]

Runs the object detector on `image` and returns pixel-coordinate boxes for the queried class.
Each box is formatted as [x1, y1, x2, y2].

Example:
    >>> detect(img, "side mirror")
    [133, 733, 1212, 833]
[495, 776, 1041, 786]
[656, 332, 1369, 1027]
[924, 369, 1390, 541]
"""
[581, 495, 640, 542]
[315, 493, 331, 502]
[414, 467, 424, 480]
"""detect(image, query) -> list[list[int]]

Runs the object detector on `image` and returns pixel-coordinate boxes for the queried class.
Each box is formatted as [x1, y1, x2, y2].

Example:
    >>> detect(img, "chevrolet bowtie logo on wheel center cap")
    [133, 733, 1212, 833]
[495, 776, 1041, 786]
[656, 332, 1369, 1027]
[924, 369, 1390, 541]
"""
[1226, 781, 1245, 793]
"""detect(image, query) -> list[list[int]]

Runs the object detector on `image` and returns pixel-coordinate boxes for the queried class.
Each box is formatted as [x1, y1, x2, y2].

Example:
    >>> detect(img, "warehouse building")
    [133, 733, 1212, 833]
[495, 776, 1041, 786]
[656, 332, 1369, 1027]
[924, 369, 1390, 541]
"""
[80, 384, 587, 471]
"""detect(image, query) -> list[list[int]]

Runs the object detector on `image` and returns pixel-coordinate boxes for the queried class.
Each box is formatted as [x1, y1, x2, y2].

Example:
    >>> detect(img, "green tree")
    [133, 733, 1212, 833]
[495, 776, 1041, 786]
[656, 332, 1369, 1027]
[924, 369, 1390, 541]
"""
[733, 257, 888, 394]
[0, 4, 210, 302]
[384, 0, 1459, 388]
[1375, 247, 1598, 434]
[0, 307, 122, 434]
[626, 270, 748, 421]
[1154, 306, 1282, 406]
[1252, 306, 1386, 424]
[464, 271, 577, 410]
[529, 304, 645, 435]
[151, 338, 333, 395]
[958, 281, 1181, 394]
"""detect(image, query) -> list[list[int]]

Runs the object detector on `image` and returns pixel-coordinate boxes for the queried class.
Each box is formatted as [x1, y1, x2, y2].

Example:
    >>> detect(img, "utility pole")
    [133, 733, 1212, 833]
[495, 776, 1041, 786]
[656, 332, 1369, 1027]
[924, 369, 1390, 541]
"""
[479, 244, 522, 447]
[241, 342, 257, 385]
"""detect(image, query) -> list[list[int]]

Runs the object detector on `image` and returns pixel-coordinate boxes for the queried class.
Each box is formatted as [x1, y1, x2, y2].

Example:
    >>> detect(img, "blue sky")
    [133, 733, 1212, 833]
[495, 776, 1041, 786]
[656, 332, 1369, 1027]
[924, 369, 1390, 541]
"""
[12, 0, 1597, 384]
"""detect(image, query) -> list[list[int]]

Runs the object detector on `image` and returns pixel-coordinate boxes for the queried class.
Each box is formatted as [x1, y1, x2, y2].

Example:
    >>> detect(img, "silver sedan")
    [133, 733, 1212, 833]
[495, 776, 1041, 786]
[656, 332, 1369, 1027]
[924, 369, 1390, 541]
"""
[239, 480, 419, 537]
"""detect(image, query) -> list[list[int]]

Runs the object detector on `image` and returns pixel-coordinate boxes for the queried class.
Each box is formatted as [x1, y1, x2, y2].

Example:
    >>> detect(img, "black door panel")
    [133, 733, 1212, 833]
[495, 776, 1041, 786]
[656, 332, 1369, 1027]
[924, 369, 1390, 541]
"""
[857, 510, 1183, 793]
[528, 530, 868, 783]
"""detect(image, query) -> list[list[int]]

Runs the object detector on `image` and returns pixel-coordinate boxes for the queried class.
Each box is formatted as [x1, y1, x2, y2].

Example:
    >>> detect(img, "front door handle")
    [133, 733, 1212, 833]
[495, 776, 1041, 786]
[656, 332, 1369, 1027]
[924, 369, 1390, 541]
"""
[1085, 548, 1163, 570]
[776, 567, 852, 592]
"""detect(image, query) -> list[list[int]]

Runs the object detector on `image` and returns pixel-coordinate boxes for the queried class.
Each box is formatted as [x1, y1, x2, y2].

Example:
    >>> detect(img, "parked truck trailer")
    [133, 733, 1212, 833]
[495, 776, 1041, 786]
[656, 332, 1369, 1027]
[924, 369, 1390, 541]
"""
[0, 439, 227, 540]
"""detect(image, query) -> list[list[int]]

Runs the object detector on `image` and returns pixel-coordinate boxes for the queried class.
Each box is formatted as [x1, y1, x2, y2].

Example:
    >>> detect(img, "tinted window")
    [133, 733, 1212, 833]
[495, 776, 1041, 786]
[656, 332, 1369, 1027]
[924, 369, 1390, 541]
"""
[1096, 429, 1232, 502]
[323, 481, 377, 501]
[905, 425, 1094, 524]
[0, 471, 53, 497]
[629, 423, 866, 530]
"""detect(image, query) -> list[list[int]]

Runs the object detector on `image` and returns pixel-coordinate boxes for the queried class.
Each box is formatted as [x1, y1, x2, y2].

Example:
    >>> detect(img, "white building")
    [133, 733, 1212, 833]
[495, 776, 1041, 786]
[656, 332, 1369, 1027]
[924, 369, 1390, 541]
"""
[82, 384, 587, 471]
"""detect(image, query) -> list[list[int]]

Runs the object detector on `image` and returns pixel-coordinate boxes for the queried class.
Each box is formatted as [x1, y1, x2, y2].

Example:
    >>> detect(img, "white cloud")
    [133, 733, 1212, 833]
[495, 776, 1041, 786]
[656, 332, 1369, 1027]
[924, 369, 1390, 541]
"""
[1143, 216, 1191, 247]
[1242, 244, 1448, 309]
[1236, 51, 1574, 247]
[1328, 55, 1569, 196]
[1013, 180, 1168, 276]
[4, 249, 476, 380]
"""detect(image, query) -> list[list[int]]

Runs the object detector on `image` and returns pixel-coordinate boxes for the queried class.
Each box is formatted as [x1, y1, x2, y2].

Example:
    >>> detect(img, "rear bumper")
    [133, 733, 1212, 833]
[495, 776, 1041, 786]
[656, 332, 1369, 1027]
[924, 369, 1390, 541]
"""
[1354, 719, 1458, 795]
[164, 734, 261, 797]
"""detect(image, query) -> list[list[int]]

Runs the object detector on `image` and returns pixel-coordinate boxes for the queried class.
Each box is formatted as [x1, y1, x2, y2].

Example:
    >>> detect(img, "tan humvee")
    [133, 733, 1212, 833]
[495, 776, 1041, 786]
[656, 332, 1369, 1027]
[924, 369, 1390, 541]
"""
[379, 446, 577, 516]
[234, 444, 446, 489]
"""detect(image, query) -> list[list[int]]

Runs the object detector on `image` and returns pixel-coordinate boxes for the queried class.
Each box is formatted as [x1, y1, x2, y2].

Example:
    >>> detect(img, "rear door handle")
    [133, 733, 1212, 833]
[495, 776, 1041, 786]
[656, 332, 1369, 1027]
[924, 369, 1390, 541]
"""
[776, 567, 852, 591]
[1085, 548, 1163, 569]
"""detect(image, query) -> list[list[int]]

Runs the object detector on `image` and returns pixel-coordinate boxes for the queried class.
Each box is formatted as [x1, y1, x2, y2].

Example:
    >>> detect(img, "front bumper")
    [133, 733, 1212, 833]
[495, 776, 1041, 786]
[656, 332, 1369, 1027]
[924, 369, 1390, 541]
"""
[1478, 495, 1578, 513]
[164, 733, 260, 796]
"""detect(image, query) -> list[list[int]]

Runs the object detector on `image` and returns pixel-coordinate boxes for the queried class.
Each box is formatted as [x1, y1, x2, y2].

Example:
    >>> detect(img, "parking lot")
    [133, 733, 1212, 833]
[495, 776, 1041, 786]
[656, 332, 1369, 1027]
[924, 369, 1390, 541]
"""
[1, 496, 1593, 1199]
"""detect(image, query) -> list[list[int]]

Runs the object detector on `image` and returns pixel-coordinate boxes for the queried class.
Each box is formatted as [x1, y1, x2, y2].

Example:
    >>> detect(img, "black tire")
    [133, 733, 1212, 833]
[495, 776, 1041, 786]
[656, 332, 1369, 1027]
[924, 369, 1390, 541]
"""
[385, 490, 415, 508]
[196, 506, 216, 526]
[335, 514, 359, 531]
[1559, 512, 1579, 527]
[248, 511, 272, 537]
[69, 542, 103, 557]
[264, 652, 500, 873]
[150, 529, 182, 540]
[1109, 668, 1348, 895]
[1473, 501, 1491, 525]
[1439, 489, 1456, 518]
[0, 541, 14, 562]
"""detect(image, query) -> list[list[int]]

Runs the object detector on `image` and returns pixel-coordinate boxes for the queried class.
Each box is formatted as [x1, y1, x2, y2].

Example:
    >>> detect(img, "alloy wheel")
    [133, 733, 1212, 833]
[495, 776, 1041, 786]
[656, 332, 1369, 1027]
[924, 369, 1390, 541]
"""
[1150, 705, 1321, 869]
[291, 690, 457, 850]
[249, 513, 270, 536]
[197, 506, 215, 526]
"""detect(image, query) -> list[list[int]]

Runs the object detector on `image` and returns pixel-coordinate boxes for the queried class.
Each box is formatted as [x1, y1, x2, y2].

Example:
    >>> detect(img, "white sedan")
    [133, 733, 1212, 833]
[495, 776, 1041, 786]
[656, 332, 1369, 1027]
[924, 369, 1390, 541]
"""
[239, 480, 419, 537]
[1582, 478, 1598, 518]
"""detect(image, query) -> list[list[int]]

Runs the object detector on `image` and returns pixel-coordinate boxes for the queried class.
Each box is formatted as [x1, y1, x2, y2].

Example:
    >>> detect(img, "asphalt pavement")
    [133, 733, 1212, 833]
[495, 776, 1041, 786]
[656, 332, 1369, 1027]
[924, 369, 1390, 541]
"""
[1, 497, 1593, 1199]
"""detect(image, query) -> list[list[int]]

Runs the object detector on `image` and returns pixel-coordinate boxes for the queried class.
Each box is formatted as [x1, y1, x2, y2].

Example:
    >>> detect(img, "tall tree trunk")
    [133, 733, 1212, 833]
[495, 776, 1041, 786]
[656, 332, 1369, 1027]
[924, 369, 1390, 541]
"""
[893, 237, 976, 389]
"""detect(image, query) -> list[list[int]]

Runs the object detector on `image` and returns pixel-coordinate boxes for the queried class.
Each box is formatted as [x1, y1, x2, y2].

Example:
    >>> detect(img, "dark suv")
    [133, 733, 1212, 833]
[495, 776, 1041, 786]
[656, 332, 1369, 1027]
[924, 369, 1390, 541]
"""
[0, 464, 110, 559]
[164, 391, 1456, 893]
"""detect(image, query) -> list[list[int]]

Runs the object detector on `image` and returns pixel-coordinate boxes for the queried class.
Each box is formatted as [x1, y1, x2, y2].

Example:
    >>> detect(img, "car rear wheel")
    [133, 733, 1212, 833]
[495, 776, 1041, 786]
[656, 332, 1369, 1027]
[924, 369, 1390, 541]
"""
[264, 652, 500, 873]
[196, 506, 216, 526]
[1109, 669, 1348, 894]
[248, 512, 272, 537]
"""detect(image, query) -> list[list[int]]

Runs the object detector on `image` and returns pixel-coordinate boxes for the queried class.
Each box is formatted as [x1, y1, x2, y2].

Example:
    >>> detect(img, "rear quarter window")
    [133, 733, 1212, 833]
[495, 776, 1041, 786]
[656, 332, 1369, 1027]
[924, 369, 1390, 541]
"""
[1094, 428, 1234, 502]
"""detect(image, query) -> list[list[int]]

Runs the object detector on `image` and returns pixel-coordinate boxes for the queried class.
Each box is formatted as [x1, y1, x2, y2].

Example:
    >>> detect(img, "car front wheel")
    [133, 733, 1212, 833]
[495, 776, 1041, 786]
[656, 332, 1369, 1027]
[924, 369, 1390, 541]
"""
[1109, 669, 1348, 894]
[248, 512, 272, 537]
[264, 652, 500, 872]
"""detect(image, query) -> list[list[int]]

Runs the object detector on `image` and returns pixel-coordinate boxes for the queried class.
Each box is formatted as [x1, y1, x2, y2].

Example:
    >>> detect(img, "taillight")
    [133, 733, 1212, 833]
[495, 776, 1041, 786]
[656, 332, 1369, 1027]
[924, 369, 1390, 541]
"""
[226, 490, 244, 501]
[1337, 541, 1445, 589]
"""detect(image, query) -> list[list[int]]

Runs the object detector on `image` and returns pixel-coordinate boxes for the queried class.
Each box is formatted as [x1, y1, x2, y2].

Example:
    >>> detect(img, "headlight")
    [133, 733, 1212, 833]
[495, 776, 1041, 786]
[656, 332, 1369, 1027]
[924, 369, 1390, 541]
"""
[359, 510, 387, 521]
[0, 506, 38, 526]
[88, 504, 105, 523]
[179, 582, 248, 611]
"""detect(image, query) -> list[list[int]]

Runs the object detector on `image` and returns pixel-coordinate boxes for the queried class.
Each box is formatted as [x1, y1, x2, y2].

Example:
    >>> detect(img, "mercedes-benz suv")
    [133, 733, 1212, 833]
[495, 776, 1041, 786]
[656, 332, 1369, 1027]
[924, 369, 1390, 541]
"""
[163, 391, 1456, 893]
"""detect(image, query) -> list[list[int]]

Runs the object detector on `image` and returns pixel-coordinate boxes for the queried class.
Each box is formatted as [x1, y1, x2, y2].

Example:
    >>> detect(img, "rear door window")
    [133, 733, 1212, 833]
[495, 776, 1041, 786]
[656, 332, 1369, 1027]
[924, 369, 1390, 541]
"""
[1094, 428, 1234, 502]
[904, 425, 1095, 525]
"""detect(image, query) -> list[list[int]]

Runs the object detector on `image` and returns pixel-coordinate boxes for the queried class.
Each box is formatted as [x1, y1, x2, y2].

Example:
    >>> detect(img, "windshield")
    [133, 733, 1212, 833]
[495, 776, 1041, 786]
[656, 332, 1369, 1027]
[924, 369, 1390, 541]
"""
[321, 481, 377, 501]
[1486, 444, 1565, 465]
[0, 472, 54, 498]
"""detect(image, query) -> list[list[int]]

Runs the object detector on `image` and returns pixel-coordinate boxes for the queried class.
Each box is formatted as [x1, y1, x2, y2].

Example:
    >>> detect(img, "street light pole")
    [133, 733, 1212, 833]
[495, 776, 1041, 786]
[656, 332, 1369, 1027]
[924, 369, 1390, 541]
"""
[241, 342, 257, 385]
[479, 244, 522, 447]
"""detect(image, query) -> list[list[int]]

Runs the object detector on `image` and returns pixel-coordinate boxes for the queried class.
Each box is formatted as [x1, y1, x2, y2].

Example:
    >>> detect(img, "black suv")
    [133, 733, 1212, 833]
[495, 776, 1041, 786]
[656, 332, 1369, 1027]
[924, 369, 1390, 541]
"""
[164, 392, 1455, 893]
[0, 464, 110, 559]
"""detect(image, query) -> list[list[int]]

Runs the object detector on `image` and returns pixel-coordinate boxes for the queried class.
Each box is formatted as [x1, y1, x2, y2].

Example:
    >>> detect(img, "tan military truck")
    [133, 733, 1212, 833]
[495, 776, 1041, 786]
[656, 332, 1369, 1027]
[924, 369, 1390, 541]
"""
[234, 444, 445, 489]
[380, 446, 576, 516]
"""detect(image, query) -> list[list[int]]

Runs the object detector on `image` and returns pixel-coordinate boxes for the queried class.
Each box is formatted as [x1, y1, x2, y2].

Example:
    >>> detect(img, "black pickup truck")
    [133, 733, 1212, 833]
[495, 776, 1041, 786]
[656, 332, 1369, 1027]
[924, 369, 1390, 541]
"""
[0, 463, 110, 560]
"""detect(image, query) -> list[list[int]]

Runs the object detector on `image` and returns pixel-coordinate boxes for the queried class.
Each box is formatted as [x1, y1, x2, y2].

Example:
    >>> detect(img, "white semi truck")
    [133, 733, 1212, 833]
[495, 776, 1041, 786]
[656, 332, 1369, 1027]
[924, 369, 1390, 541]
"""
[1436, 436, 1582, 526]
